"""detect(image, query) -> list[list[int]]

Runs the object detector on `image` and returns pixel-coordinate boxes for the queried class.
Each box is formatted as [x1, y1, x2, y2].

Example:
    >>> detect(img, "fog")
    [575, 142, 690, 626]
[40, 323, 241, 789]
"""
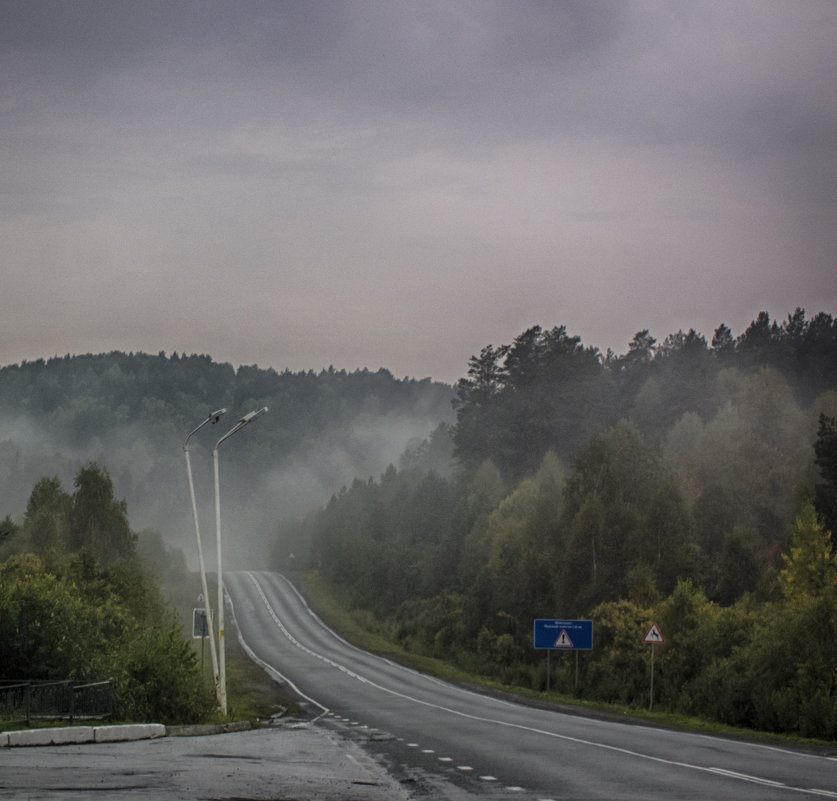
[0, 357, 455, 570]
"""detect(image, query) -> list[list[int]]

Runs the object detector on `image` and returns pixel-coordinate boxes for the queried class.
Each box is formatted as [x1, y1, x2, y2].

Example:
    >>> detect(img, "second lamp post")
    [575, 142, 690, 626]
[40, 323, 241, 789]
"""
[214, 406, 268, 715]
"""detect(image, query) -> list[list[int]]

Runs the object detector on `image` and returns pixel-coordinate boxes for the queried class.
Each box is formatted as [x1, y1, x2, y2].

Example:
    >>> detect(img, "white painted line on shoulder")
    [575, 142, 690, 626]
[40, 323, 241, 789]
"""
[708, 767, 785, 788]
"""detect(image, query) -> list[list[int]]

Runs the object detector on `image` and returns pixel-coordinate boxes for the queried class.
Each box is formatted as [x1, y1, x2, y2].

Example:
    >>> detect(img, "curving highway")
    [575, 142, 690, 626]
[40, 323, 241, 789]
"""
[225, 570, 837, 800]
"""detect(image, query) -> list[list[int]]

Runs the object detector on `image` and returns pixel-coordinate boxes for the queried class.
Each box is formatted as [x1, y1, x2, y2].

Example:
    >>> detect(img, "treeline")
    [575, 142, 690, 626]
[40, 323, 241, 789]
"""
[453, 308, 837, 478]
[0, 351, 453, 564]
[0, 464, 209, 724]
[279, 309, 837, 739]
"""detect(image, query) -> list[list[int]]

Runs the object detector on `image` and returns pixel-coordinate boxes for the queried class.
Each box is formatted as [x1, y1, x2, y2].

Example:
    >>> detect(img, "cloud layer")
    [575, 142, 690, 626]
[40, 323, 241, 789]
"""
[3, 1, 835, 382]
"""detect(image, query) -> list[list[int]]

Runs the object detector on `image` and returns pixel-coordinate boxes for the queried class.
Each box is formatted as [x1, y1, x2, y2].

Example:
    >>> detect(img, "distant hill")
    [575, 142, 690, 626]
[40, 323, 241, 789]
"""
[0, 352, 455, 566]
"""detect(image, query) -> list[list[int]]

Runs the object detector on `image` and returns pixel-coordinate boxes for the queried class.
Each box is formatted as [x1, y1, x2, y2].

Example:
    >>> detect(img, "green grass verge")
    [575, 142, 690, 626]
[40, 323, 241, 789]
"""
[197, 633, 302, 724]
[293, 570, 836, 751]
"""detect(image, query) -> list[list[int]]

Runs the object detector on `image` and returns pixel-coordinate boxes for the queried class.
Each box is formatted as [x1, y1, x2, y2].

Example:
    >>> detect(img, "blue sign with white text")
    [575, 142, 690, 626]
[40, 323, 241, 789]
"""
[534, 619, 593, 650]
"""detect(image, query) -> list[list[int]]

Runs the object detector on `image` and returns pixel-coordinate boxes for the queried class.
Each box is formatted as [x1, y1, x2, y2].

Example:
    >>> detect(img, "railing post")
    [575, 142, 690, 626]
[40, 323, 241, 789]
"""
[69, 680, 75, 724]
[25, 682, 31, 727]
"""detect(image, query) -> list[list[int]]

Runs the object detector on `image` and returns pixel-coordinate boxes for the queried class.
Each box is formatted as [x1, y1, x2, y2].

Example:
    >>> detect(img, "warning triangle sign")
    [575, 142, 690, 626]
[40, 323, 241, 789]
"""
[643, 623, 664, 644]
[554, 630, 573, 648]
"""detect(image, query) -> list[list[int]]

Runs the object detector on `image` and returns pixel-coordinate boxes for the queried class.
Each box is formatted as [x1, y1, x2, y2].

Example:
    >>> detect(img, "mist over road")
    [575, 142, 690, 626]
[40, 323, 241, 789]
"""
[226, 571, 837, 801]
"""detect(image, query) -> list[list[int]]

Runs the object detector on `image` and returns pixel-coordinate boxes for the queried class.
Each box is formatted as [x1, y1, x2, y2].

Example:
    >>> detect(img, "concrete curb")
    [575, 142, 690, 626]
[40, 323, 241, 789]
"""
[94, 723, 166, 743]
[3, 723, 166, 747]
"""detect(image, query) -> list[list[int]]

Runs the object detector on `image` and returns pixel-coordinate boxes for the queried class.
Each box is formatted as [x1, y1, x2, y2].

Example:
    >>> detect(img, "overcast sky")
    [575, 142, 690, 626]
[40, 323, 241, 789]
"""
[2, 1, 835, 384]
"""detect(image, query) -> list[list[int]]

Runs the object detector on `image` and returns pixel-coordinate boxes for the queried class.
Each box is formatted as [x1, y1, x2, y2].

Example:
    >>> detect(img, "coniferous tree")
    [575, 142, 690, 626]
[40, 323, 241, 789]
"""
[814, 414, 837, 535]
[69, 463, 136, 565]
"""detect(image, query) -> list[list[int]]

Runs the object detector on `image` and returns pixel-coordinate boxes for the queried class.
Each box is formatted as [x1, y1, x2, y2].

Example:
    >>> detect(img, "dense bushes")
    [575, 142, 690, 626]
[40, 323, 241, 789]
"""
[0, 467, 212, 724]
[0, 552, 212, 723]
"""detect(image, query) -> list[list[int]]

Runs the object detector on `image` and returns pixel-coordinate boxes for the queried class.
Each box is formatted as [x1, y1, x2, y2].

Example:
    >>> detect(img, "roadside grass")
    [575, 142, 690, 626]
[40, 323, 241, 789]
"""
[293, 570, 837, 752]
[198, 632, 302, 725]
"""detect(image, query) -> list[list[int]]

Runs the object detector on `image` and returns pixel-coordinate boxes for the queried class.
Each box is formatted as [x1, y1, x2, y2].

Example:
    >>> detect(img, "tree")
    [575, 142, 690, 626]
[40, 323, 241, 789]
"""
[715, 527, 760, 605]
[632, 329, 717, 432]
[452, 345, 509, 471]
[780, 503, 836, 599]
[69, 463, 136, 565]
[624, 329, 657, 367]
[814, 414, 837, 535]
[711, 323, 735, 362]
[23, 476, 72, 560]
[0, 515, 18, 549]
[634, 483, 693, 595]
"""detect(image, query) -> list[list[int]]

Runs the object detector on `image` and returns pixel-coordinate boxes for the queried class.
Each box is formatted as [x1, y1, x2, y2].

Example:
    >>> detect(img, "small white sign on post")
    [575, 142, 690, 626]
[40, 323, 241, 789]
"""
[643, 622, 664, 710]
[643, 623, 664, 644]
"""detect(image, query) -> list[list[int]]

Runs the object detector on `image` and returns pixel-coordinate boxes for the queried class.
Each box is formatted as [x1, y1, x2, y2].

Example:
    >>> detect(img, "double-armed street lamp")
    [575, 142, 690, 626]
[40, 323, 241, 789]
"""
[183, 408, 227, 708]
[214, 406, 269, 715]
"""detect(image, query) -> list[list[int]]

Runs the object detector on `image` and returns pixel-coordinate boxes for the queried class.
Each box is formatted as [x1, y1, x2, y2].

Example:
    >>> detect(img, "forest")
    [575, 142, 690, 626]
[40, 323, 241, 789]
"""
[276, 309, 837, 739]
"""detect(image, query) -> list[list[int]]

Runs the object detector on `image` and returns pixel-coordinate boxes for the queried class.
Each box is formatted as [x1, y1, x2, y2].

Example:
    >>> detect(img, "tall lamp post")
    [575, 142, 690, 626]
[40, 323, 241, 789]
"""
[214, 406, 268, 716]
[183, 408, 226, 708]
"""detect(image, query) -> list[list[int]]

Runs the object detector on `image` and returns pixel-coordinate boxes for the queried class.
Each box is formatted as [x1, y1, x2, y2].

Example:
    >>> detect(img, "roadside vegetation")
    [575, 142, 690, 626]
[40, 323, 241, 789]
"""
[0, 467, 298, 730]
[296, 568, 837, 749]
[0, 465, 213, 726]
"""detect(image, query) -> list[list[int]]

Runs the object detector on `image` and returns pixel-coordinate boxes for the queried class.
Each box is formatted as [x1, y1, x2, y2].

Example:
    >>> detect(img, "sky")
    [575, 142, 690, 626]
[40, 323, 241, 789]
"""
[2, 1, 836, 385]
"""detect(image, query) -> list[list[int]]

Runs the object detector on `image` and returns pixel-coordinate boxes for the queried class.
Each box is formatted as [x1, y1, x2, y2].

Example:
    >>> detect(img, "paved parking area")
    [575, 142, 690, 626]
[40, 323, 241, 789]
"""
[0, 724, 412, 801]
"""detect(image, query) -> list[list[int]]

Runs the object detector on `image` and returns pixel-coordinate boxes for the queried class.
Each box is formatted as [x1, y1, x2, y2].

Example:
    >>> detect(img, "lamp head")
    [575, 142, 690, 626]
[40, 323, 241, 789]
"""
[239, 406, 268, 424]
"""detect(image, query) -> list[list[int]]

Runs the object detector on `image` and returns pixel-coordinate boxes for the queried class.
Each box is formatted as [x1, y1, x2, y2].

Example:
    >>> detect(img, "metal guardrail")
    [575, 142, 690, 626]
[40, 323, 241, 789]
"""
[0, 680, 113, 726]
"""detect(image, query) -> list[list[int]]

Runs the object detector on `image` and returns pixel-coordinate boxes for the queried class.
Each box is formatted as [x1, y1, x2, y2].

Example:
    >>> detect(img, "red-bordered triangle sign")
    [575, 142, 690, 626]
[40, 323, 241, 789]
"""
[554, 630, 573, 648]
[643, 623, 665, 644]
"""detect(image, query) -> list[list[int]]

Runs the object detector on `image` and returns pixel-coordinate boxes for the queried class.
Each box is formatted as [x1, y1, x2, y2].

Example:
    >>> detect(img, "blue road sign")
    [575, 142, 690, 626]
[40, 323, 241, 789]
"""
[534, 619, 593, 650]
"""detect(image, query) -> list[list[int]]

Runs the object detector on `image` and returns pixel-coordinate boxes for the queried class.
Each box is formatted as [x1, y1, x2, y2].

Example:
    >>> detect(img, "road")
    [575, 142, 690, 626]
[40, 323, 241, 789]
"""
[226, 570, 837, 801]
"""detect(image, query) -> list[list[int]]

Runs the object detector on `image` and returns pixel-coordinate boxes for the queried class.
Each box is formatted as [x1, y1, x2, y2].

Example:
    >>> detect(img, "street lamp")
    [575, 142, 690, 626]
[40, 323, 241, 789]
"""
[183, 408, 226, 708]
[214, 406, 269, 715]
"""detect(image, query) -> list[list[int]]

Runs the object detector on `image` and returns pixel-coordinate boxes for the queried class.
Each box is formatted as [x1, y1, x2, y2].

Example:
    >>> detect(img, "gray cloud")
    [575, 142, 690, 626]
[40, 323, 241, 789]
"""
[1, 0, 835, 382]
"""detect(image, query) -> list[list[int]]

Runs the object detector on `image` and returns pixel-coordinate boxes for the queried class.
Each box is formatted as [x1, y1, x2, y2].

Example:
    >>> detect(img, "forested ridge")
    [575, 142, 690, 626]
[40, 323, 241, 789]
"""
[279, 309, 837, 739]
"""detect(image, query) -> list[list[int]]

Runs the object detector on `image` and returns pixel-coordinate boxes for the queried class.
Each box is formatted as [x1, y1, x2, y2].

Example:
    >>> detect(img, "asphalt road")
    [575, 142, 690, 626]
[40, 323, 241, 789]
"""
[226, 570, 837, 801]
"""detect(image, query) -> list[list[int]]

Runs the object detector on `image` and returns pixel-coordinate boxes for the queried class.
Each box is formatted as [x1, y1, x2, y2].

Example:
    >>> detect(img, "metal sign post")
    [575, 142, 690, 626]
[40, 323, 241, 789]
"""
[643, 623, 665, 711]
